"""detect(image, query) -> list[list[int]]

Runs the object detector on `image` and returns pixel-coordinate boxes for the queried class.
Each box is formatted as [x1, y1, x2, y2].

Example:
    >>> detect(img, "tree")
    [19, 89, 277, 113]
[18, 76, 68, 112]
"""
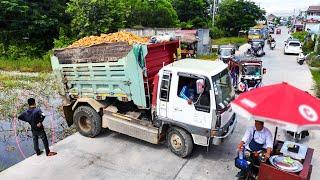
[126, 0, 179, 28]
[0, 0, 69, 57]
[215, 0, 265, 36]
[172, 0, 210, 28]
[66, 0, 126, 37]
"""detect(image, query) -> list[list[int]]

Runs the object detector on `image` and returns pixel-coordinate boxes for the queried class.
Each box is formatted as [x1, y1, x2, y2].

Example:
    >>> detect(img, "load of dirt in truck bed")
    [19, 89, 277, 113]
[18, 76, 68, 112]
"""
[54, 32, 149, 64]
[69, 32, 149, 48]
[54, 42, 134, 64]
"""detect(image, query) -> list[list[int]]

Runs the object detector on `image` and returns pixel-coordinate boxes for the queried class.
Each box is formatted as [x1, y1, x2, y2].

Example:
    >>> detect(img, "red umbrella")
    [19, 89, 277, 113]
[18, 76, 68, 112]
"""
[231, 82, 320, 133]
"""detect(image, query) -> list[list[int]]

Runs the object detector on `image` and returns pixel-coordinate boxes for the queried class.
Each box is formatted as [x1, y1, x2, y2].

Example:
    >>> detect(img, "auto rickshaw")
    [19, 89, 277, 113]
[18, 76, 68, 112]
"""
[247, 39, 265, 57]
[218, 45, 236, 63]
[228, 56, 266, 92]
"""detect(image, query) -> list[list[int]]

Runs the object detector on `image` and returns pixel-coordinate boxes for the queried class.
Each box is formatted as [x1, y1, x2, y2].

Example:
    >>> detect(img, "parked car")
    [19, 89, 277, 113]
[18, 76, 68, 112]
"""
[284, 40, 302, 55]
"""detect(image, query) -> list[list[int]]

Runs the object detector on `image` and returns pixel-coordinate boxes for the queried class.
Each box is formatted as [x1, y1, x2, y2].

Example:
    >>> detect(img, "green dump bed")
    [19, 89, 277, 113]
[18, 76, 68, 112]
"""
[51, 41, 179, 109]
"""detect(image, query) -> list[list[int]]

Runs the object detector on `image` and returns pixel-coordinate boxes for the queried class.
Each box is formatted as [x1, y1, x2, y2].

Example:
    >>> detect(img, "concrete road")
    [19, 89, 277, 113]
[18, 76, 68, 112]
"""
[1, 26, 319, 180]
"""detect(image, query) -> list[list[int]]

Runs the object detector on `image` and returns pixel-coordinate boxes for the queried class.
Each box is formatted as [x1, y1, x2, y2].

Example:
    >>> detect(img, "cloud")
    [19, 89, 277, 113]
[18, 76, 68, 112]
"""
[251, 0, 320, 14]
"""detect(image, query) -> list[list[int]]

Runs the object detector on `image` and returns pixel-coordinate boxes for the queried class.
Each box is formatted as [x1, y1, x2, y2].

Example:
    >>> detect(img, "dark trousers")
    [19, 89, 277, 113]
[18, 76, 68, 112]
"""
[32, 129, 50, 155]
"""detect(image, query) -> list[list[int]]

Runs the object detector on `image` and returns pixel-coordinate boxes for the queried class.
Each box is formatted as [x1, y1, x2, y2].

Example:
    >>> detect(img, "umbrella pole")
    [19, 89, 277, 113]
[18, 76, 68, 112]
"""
[273, 127, 278, 147]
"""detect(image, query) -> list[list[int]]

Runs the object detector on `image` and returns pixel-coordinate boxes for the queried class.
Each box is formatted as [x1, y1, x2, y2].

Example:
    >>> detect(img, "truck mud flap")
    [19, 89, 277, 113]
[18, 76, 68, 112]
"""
[103, 114, 159, 144]
[63, 104, 74, 127]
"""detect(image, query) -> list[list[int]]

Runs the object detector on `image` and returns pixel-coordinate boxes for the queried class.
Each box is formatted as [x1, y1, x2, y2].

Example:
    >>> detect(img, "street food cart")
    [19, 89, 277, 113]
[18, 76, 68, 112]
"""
[231, 82, 320, 180]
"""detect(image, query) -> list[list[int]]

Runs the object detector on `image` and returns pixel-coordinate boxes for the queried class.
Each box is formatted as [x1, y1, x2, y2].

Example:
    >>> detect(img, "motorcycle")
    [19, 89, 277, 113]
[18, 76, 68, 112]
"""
[297, 52, 305, 65]
[270, 42, 276, 50]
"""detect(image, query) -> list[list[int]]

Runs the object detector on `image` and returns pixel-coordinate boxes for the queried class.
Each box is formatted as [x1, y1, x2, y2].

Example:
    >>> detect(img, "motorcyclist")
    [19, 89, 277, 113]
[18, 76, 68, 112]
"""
[270, 38, 276, 48]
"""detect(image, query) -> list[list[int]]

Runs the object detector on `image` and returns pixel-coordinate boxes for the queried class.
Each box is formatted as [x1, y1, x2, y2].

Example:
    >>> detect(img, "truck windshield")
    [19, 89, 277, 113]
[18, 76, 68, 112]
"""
[243, 65, 261, 76]
[220, 49, 232, 56]
[212, 69, 235, 110]
[249, 30, 260, 35]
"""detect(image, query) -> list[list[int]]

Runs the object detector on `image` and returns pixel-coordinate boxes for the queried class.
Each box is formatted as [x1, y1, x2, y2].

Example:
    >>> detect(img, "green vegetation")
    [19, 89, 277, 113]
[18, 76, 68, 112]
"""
[0, 0, 265, 72]
[310, 59, 320, 68]
[291, 31, 308, 42]
[215, 0, 265, 37]
[213, 37, 247, 46]
[311, 70, 320, 98]
[197, 54, 218, 60]
[173, 0, 210, 28]
[0, 56, 51, 72]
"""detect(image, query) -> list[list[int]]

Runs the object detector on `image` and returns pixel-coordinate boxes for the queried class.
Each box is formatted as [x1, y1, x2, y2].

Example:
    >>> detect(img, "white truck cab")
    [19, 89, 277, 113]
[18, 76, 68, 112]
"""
[156, 59, 236, 147]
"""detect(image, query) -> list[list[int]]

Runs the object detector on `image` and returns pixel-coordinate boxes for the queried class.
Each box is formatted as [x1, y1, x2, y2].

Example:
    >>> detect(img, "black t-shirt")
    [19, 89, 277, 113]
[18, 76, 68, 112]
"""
[18, 108, 45, 131]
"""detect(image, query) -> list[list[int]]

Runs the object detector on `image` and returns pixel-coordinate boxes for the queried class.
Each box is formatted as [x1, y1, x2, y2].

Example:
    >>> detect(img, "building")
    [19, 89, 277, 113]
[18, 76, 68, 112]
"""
[304, 6, 320, 34]
[267, 14, 277, 22]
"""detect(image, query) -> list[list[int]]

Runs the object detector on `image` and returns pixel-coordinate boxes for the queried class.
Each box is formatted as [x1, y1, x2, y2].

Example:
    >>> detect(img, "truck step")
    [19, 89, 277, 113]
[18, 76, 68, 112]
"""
[103, 113, 159, 144]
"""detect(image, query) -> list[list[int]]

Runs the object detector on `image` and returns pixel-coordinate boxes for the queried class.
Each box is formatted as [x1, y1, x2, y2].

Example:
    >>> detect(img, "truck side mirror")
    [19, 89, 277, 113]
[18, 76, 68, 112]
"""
[196, 79, 205, 94]
[263, 68, 267, 74]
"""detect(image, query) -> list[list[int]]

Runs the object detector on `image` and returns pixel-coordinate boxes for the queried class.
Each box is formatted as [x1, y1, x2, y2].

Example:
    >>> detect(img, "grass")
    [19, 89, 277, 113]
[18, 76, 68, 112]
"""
[213, 37, 247, 46]
[197, 53, 218, 60]
[0, 72, 48, 90]
[311, 69, 320, 98]
[0, 57, 52, 72]
[310, 59, 320, 68]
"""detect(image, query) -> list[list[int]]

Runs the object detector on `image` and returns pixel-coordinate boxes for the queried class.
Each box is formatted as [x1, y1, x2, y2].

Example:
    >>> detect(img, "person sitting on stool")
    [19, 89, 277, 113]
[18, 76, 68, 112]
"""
[236, 120, 273, 178]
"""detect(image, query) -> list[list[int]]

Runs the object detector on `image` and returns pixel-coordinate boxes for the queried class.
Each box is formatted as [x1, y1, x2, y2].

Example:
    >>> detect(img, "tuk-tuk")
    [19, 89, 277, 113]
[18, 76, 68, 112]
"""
[247, 39, 265, 57]
[276, 29, 281, 34]
[229, 56, 266, 92]
[218, 45, 236, 63]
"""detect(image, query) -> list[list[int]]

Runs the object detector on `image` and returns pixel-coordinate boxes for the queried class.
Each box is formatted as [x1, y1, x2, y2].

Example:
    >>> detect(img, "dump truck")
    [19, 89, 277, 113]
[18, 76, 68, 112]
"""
[51, 40, 237, 157]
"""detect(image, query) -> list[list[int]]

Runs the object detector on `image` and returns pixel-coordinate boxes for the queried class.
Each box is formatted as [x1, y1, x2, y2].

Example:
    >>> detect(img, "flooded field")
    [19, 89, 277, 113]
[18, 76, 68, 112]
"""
[0, 71, 75, 171]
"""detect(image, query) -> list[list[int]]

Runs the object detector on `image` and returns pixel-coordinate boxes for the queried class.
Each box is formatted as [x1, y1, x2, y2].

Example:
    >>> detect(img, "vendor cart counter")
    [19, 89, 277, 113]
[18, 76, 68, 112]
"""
[259, 141, 314, 180]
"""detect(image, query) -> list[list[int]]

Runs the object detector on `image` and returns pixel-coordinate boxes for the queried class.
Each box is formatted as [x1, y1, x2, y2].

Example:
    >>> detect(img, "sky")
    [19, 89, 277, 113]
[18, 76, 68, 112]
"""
[251, 0, 320, 16]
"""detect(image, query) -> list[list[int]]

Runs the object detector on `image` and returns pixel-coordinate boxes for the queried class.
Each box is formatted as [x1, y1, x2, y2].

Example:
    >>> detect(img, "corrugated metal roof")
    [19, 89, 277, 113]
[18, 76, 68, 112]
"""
[307, 6, 320, 12]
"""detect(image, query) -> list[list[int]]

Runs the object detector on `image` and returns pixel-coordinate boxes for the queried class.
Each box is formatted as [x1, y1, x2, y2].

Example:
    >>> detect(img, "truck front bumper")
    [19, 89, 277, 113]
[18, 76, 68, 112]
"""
[211, 113, 237, 145]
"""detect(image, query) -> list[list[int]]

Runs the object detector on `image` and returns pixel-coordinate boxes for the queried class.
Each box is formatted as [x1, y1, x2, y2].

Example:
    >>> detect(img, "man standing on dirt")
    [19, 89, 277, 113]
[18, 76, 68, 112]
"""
[18, 98, 57, 156]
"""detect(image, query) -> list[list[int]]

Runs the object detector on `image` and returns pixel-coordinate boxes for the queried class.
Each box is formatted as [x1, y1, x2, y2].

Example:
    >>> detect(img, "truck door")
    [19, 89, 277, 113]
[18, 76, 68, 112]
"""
[158, 71, 172, 118]
[171, 73, 212, 130]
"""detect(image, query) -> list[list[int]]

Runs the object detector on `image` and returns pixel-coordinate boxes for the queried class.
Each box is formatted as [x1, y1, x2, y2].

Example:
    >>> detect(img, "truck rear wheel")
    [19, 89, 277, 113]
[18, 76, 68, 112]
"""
[167, 127, 193, 158]
[74, 106, 102, 138]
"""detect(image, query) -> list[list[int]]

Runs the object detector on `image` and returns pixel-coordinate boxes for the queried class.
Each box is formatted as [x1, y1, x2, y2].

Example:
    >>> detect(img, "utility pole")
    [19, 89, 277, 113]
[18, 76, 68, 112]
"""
[212, 0, 216, 27]
[211, 0, 218, 27]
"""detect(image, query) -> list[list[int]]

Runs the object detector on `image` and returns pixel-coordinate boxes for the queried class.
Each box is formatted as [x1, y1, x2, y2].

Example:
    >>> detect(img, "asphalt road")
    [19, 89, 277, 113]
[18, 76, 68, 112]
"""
[1, 26, 319, 180]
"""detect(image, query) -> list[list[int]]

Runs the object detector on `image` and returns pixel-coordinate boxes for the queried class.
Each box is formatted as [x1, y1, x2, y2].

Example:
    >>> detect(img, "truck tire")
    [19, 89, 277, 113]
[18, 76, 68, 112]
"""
[74, 106, 102, 138]
[167, 127, 193, 158]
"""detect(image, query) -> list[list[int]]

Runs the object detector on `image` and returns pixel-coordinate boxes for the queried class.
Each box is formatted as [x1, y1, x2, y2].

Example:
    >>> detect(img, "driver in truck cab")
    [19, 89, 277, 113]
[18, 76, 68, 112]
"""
[236, 120, 273, 177]
[179, 81, 195, 104]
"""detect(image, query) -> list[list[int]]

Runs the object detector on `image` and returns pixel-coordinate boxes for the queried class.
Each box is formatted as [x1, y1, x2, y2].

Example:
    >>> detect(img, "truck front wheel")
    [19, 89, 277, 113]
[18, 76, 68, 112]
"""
[74, 106, 102, 138]
[167, 127, 193, 158]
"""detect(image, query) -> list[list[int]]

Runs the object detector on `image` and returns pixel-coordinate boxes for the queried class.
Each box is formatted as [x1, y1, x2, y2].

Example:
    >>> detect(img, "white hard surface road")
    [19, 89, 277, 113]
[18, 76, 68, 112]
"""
[1, 26, 319, 180]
